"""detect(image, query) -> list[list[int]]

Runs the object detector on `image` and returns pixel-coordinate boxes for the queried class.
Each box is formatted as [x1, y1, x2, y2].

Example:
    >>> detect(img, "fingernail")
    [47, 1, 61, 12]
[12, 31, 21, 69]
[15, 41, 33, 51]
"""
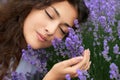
[76, 56, 83, 60]
[89, 61, 91, 65]
[87, 49, 90, 55]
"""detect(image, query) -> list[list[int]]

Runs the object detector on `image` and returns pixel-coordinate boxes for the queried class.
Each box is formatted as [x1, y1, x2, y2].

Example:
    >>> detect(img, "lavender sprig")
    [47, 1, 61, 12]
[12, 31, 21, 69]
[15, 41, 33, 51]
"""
[11, 72, 27, 80]
[52, 19, 84, 58]
[109, 63, 120, 80]
[77, 69, 90, 80]
[22, 44, 48, 75]
[65, 74, 71, 80]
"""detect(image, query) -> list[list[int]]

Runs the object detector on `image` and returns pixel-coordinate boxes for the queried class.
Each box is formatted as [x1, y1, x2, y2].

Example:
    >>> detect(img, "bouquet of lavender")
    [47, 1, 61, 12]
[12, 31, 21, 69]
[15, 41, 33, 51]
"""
[51, 24, 90, 80]
[52, 27, 84, 58]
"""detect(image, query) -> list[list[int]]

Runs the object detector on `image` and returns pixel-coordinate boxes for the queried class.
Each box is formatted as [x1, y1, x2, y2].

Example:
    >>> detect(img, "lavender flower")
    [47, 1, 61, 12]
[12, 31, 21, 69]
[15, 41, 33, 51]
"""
[65, 74, 71, 80]
[117, 20, 120, 39]
[11, 72, 27, 80]
[22, 45, 48, 76]
[109, 63, 120, 80]
[52, 38, 66, 57]
[74, 19, 80, 28]
[85, 0, 116, 26]
[102, 39, 111, 61]
[77, 69, 89, 80]
[116, 0, 120, 14]
[113, 44, 120, 54]
[65, 69, 89, 80]
[98, 16, 107, 28]
[84, 0, 116, 48]
[52, 27, 84, 58]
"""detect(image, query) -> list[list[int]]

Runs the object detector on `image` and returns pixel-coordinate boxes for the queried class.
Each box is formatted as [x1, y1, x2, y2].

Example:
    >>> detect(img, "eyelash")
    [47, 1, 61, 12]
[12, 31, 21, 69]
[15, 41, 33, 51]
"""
[59, 27, 66, 34]
[45, 9, 53, 19]
[45, 9, 67, 35]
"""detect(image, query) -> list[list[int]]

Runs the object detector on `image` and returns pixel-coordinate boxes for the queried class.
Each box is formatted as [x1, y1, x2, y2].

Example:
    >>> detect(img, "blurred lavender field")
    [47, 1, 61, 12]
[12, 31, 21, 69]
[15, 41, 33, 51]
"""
[77, 0, 120, 80]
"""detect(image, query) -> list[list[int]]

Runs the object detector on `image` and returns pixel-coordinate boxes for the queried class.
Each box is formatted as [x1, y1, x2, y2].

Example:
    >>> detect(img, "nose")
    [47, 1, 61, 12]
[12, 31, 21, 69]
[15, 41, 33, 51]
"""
[44, 21, 59, 36]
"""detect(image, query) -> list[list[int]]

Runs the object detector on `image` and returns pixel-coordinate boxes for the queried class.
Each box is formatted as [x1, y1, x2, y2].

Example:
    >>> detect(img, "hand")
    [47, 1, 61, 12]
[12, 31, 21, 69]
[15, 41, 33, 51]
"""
[43, 49, 91, 80]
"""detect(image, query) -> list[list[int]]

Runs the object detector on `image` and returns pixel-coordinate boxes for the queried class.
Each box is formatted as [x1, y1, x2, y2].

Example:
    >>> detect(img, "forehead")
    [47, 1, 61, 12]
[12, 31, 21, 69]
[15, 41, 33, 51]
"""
[51, 1, 78, 26]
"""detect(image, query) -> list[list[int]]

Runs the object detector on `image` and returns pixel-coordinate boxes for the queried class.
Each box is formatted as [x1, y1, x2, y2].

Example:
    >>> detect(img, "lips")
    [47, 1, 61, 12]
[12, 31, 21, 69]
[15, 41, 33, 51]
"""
[36, 31, 47, 42]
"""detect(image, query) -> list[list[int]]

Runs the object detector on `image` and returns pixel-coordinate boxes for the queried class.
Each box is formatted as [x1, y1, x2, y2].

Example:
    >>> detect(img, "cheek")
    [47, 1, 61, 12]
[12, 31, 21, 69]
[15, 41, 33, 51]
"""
[54, 32, 64, 39]
[30, 11, 48, 27]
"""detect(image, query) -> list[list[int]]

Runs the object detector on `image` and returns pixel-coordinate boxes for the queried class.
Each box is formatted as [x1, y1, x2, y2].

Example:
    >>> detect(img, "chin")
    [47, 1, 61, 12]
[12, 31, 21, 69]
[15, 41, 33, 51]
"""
[26, 43, 40, 49]
[27, 41, 51, 49]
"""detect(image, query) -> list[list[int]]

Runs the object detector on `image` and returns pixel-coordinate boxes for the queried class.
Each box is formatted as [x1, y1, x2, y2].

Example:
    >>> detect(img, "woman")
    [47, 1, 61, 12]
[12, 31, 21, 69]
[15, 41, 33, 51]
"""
[0, 0, 90, 80]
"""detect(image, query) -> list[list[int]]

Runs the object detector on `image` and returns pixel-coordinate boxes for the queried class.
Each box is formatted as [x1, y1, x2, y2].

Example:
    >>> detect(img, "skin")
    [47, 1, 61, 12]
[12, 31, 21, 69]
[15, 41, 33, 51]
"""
[43, 49, 91, 80]
[23, 1, 91, 80]
[23, 1, 78, 49]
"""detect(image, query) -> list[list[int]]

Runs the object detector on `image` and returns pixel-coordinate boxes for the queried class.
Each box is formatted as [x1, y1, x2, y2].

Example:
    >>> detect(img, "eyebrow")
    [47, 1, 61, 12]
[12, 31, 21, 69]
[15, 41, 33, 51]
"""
[51, 6, 71, 27]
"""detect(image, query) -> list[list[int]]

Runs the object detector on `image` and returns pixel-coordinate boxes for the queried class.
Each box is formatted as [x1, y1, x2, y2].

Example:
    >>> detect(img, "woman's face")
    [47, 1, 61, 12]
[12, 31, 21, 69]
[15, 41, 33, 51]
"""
[23, 1, 78, 49]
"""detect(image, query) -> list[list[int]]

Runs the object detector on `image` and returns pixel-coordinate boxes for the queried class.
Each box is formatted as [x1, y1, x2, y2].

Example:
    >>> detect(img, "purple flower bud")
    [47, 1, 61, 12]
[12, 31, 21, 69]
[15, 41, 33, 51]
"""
[65, 74, 71, 80]
[74, 19, 79, 25]
[109, 63, 120, 80]
[113, 44, 119, 54]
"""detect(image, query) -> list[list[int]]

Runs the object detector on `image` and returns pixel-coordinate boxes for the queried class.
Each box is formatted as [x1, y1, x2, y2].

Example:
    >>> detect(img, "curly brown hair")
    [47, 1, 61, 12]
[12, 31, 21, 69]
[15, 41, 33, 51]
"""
[0, 0, 89, 79]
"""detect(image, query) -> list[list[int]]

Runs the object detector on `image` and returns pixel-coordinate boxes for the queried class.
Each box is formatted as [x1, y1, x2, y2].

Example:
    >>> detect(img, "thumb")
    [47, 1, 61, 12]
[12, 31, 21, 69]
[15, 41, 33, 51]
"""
[63, 56, 83, 67]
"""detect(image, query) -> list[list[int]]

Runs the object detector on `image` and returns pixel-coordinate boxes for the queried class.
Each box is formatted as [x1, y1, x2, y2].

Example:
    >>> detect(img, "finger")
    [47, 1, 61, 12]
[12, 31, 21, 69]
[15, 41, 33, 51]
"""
[65, 68, 78, 78]
[71, 73, 78, 78]
[74, 73, 78, 77]
[62, 56, 83, 67]
[85, 61, 91, 70]
[83, 49, 90, 63]
[65, 61, 91, 77]
[73, 49, 90, 69]
[81, 61, 91, 70]
[80, 62, 88, 70]
[81, 49, 90, 66]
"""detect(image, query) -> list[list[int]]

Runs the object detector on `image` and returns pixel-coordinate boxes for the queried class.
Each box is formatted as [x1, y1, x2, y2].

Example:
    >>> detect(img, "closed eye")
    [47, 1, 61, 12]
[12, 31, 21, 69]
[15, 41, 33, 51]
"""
[45, 9, 53, 19]
[59, 27, 66, 34]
